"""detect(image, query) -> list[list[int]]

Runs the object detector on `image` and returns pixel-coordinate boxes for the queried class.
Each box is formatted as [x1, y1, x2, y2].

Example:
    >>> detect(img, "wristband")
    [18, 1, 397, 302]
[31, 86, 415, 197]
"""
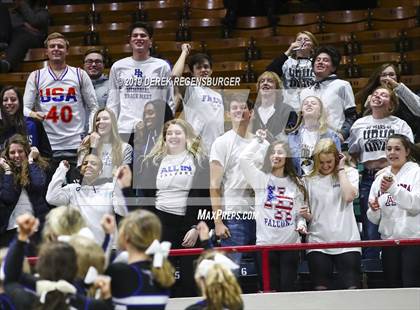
[338, 168, 345, 172]
[191, 225, 197, 230]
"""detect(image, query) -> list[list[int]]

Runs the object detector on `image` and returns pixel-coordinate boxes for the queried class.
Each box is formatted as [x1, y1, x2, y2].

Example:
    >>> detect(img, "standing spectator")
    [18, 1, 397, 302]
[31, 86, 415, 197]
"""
[0, 134, 49, 247]
[349, 86, 413, 259]
[252, 71, 297, 141]
[46, 154, 127, 245]
[0, 86, 51, 158]
[356, 63, 420, 142]
[107, 22, 174, 141]
[0, 0, 49, 73]
[210, 95, 257, 265]
[240, 130, 308, 291]
[83, 48, 109, 109]
[23, 32, 98, 183]
[172, 43, 224, 153]
[138, 119, 211, 296]
[267, 31, 318, 110]
[305, 138, 361, 290]
[368, 134, 420, 288]
[78, 108, 133, 180]
[287, 96, 341, 176]
[300, 46, 357, 141]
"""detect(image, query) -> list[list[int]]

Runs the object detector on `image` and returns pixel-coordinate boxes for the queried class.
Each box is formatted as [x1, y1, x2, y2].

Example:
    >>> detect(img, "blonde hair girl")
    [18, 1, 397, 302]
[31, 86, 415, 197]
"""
[105, 210, 175, 308]
[187, 251, 243, 310]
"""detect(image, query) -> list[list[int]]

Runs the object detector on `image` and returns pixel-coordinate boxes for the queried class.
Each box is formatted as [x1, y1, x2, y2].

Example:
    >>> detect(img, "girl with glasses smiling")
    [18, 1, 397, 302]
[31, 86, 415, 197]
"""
[356, 63, 420, 143]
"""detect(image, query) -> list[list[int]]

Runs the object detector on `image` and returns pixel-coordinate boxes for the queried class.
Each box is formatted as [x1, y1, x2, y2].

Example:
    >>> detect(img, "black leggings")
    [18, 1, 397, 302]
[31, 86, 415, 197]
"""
[154, 209, 198, 297]
[382, 245, 420, 288]
[308, 251, 361, 289]
[267, 251, 299, 292]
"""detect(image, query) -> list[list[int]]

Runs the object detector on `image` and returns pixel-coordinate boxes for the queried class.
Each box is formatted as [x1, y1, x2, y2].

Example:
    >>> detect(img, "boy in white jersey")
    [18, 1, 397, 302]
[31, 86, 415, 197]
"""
[106, 22, 174, 140]
[300, 46, 357, 141]
[172, 44, 224, 154]
[210, 95, 256, 264]
[23, 32, 98, 182]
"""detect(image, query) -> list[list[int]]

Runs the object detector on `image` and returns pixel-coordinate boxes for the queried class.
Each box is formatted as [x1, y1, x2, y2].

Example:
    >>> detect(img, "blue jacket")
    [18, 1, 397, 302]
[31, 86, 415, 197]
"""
[0, 163, 49, 233]
[288, 128, 341, 176]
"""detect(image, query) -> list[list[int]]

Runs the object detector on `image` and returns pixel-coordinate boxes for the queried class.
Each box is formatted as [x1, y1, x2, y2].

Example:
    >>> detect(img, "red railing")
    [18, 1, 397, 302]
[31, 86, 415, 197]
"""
[27, 238, 420, 292]
[169, 238, 420, 292]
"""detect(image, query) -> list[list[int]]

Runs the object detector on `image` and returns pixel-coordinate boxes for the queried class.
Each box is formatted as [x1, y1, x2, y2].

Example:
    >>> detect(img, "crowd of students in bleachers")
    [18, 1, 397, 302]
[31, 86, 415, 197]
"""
[0, 19, 420, 309]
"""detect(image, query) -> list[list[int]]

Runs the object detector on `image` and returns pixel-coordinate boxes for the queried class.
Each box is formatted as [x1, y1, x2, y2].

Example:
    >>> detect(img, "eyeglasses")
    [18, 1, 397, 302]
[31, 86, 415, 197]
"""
[380, 72, 396, 77]
[84, 59, 103, 65]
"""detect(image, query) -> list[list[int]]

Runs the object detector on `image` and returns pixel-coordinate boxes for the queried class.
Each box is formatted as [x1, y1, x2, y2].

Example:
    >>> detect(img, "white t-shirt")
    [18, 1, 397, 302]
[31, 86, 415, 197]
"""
[305, 167, 361, 255]
[107, 56, 174, 134]
[282, 57, 315, 111]
[368, 162, 420, 240]
[23, 66, 98, 150]
[7, 189, 33, 230]
[239, 139, 306, 245]
[348, 115, 414, 163]
[210, 130, 255, 213]
[183, 86, 224, 153]
[257, 104, 276, 126]
[300, 78, 355, 132]
[155, 151, 196, 216]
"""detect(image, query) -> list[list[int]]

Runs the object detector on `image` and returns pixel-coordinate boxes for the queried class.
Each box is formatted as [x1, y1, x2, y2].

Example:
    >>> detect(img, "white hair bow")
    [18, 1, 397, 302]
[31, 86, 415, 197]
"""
[145, 240, 171, 268]
[197, 253, 239, 278]
[36, 280, 77, 304]
[84, 266, 99, 285]
[57, 227, 96, 243]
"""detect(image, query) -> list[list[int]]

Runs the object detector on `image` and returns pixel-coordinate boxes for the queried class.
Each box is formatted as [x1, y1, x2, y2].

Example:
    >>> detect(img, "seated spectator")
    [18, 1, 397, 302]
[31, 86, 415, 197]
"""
[0, 86, 51, 158]
[287, 96, 341, 176]
[267, 31, 318, 110]
[78, 108, 132, 180]
[83, 49, 109, 109]
[172, 44, 224, 154]
[349, 86, 413, 259]
[0, 0, 49, 73]
[239, 129, 308, 291]
[3, 214, 113, 309]
[252, 71, 297, 141]
[368, 134, 420, 288]
[300, 46, 357, 141]
[0, 134, 49, 247]
[46, 154, 127, 245]
[356, 63, 420, 142]
[305, 138, 361, 290]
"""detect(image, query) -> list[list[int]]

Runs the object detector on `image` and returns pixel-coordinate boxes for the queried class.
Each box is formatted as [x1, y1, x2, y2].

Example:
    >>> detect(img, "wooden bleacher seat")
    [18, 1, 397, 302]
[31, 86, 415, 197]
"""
[189, 0, 226, 19]
[276, 12, 321, 36]
[48, 3, 91, 26]
[232, 27, 274, 39]
[352, 52, 401, 65]
[201, 37, 247, 61]
[401, 74, 420, 89]
[370, 7, 418, 30]
[377, 0, 420, 7]
[0, 72, 30, 88]
[347, 77, 369, 91]
[322, 10, 370, 33]
[211, 61, 247, 77]
[404, 27, 420, 49]
[188, 18, 224, 40]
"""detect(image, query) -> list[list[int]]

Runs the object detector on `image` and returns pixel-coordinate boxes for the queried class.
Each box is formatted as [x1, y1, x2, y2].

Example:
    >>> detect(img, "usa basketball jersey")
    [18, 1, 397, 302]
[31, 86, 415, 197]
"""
[31, 66, 88, 150]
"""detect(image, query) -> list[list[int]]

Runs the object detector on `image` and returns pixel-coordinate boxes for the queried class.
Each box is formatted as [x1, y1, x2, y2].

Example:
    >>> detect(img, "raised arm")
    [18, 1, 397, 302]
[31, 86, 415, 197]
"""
[45, 160, 72, 206]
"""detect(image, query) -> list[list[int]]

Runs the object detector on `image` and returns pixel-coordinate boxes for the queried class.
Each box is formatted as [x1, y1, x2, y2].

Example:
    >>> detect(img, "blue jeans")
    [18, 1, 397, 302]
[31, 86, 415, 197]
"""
[360, 170, 381, 259]
[221, 218, 256, 266]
